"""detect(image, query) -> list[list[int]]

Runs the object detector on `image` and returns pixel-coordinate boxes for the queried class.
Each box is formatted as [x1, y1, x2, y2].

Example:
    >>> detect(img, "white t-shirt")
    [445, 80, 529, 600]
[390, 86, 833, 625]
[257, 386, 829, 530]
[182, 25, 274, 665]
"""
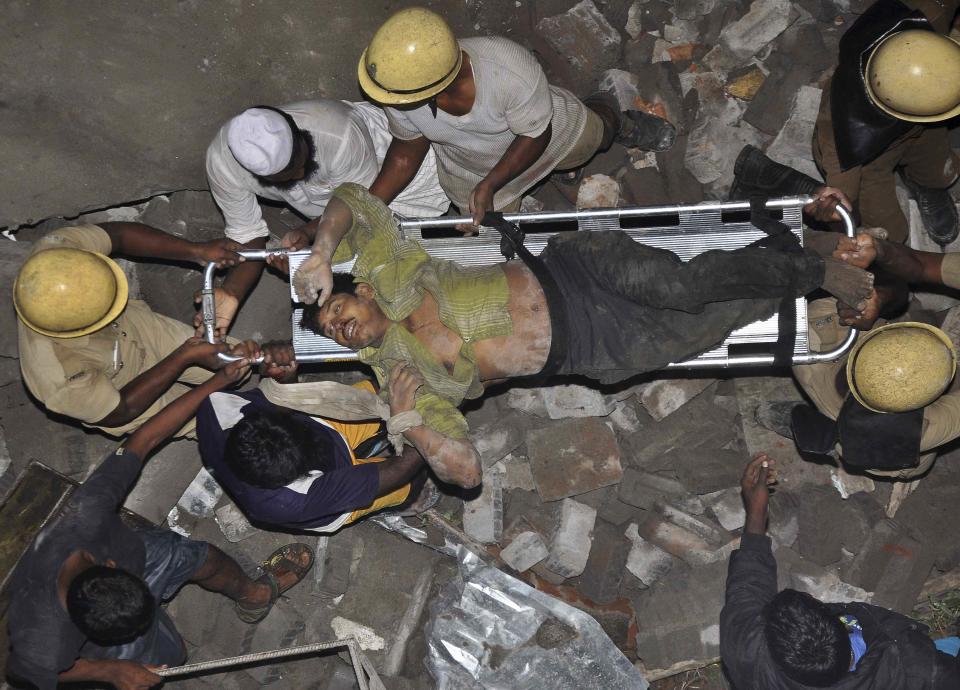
[206, 100, 450, 243]
[385, 36, 587, 210]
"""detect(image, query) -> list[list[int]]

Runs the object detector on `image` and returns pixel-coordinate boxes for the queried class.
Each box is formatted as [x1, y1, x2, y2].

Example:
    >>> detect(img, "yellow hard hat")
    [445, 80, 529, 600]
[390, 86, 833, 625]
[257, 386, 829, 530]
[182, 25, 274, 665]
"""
[847, 322, 957, 413]
[865, 30, 960, 123]
[13, 247, 129, 338]
[357, 7, 462, 105]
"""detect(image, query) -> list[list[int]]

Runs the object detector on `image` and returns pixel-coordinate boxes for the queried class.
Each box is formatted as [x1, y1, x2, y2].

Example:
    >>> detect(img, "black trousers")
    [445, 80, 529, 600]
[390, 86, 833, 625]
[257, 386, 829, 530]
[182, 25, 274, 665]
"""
[538, 230, 825, 385]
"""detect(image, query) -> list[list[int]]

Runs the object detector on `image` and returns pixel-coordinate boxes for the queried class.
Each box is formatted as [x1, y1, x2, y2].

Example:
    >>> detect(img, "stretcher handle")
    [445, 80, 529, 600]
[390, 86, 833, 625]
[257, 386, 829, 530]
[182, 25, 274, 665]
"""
[202, 249, 288, 363]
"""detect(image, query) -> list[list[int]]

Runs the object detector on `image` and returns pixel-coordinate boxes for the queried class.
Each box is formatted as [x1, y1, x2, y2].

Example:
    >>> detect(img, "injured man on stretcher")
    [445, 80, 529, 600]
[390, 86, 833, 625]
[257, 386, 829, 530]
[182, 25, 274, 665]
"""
[283, 183, 873, 489]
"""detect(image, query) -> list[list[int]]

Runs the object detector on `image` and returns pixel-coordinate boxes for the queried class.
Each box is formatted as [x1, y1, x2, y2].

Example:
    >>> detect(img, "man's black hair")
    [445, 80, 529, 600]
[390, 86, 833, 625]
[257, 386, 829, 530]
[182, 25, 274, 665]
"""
[764, 589, 850, 686]
[66, 566, 155, 645]
[224, 406, 337, 488]
[299, 273, 358, 336]
[249, 105, 319, 190]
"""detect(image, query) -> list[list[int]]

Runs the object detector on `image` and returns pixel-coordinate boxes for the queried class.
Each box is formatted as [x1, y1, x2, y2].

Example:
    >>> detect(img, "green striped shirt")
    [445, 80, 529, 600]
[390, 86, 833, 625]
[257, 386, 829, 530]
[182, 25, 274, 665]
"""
[331, 183, 513, 439]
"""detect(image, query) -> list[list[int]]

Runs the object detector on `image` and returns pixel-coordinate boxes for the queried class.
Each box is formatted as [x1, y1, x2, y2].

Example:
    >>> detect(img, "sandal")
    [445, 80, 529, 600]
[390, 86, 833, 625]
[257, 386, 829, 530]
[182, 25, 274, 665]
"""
[236, 542, 315, 624]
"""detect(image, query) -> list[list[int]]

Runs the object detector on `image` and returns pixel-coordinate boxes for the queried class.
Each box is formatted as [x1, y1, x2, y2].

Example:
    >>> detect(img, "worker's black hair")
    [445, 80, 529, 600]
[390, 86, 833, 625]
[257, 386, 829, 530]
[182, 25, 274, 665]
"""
[763, 589, 850, 686]
[66, 566, 155, 645]
[249, 105, 319, 189]
[299, 273, 358, 337]
[224, 406, 337, 488]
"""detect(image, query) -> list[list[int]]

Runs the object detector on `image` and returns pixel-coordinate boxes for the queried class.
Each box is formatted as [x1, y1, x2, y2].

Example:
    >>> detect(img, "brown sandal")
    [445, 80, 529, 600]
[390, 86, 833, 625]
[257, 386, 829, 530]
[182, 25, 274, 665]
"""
[236, 542, 314, 624]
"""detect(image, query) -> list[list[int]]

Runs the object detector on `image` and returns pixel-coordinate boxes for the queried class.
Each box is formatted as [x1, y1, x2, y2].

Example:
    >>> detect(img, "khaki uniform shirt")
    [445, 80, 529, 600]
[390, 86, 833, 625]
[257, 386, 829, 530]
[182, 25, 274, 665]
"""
[18, 225, 209, 437]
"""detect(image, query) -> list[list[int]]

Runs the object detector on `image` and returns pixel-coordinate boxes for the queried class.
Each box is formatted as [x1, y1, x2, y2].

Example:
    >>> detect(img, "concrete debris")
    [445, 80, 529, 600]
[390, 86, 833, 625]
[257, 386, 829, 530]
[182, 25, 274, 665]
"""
[632, 559, 727, 669]
[577, 173, 621, 208]
[501, 530, 550, 572]
[598, 491, 643, 526]
[705, 0, 798, 74]
[527, 417, 623, 502]
[536, 0, 622, 88]
[330, 616, 386, 651]
[498, 453, 537, 492]
[663, 20, 701, 45]
[618, 468, 688, 510]
[599, 68, 642, 111]
[625, 0, 644, 39]
[469, 420, 524, 469]
[214, 502, 257, 543]
[544, 498, 598, 578]
[671, 0, 720, 20]
[725, 65, 767, 100]
[777, 548, 875, 604]
[656, 502, 730, 546]
[176, 467, 223, 519]
[686, 117, 767, 189]
[640, 377, 716, 421]
[671, 448, 747, 495]
[579, 520, 632, 604]
[506, 383, 614, 419]
[702, 487, 746, 532]
[764, 85, 823, 180]
[841, 519, 935, 614]
[313, 532, 355, 599]
[608, 401, 643, 433]
[625, 523, 675, 586]
[463, 462, 504, 545]
[636, 510, 732, 566]
[829, 466, 875, 500]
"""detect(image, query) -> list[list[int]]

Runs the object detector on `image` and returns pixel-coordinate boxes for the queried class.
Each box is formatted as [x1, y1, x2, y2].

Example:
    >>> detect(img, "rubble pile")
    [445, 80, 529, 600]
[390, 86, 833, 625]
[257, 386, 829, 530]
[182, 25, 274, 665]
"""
[2, 1, 960, 688]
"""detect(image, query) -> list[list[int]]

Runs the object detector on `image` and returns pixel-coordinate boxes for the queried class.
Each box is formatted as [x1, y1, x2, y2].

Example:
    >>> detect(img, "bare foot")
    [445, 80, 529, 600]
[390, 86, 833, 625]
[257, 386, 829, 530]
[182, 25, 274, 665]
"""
[821, 257, 874, 310]
[803, 229, 842, 258]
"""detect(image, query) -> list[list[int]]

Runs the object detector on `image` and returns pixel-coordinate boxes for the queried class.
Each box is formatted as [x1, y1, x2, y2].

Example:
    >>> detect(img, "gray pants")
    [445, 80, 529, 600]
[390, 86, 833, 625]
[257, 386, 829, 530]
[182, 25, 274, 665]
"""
[540, 230, 825, 385]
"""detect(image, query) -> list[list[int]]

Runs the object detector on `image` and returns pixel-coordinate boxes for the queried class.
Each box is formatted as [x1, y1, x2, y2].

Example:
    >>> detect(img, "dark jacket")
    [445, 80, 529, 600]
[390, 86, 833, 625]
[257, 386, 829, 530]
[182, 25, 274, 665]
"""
[720, 533, 960, 689]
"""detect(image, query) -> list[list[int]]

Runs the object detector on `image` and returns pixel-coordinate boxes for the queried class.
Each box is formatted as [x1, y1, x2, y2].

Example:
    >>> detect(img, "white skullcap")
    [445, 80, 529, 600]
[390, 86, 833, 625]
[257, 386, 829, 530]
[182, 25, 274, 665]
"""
[227, 108, 295, 176]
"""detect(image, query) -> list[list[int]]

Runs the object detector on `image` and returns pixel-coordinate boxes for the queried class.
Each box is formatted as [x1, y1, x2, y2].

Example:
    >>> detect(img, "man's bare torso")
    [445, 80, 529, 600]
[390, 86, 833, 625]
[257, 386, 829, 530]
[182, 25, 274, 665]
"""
[400, 262, 551, 382]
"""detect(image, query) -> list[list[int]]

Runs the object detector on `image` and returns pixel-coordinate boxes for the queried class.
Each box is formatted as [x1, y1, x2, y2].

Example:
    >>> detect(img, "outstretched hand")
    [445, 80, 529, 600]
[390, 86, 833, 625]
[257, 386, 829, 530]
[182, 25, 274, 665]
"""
[293, 254, 334, 306]
[194, 238, 246, 269]
[804, 186, 852, 223]
[834, 232, 880, 270]
[741, 453, 777, 535]
[266, 227, 312, 274]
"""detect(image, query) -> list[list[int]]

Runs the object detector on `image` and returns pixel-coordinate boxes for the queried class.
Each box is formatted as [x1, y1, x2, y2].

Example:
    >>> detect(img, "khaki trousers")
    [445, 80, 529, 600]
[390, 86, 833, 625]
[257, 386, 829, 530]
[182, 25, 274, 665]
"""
[813, 86, 959, 243]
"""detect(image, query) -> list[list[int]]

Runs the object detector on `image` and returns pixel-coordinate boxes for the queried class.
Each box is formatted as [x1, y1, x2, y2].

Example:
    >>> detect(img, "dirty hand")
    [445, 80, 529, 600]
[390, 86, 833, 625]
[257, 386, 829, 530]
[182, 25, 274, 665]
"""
[194, 238, 246, 269]
[834, 232, 879, 270]
[105, 660, 164, 690]
[838, 289, 880, 329]
[388, 363, 425, 416]
[741, 453, 777, 535]
[177, 336, 229, 370]
[214, 354, 253, 387]
[193, 287, 239, 340]
[804, 186, 852, 223]
[261, 341, 298, 381]
[456, 181, 495, 235]
[266, 227, 312, 274]
[293, 254, 333, 306]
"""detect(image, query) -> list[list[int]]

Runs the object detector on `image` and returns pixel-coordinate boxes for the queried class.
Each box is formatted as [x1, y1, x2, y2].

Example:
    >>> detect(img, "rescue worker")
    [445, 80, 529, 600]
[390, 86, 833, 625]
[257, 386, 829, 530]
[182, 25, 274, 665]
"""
[13, 222, 255, 438]
[358, 7, 677, 232]
[201, 100, 450, 338]
[762, 233, 960, 480]
[812, 0, 960, 244]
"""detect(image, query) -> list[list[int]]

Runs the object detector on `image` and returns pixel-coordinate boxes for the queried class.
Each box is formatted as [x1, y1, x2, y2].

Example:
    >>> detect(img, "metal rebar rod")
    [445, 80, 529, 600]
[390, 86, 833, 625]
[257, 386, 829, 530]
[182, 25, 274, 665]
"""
[154, 638, 365, 682]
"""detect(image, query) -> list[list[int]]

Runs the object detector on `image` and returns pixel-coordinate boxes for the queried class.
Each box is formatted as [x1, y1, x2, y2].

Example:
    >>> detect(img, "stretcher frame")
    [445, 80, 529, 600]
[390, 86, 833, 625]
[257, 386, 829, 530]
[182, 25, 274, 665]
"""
[203, 196, 857, 367]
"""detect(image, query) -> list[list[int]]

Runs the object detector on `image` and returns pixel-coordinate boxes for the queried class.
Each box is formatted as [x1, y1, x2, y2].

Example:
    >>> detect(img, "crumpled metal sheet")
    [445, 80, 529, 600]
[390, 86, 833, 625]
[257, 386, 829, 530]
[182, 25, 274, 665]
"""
[425, 547, 649, 690]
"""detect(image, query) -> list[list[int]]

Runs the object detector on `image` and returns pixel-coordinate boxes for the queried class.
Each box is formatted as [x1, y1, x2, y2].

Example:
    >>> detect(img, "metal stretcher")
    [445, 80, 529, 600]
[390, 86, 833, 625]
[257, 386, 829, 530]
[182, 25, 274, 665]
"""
[203, 196, 857, 367]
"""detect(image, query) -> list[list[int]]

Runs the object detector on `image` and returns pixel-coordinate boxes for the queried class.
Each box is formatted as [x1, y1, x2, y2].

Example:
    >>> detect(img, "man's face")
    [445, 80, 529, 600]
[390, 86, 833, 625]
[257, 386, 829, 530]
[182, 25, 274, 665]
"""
[257, 131, 318, 190]
[315, 287, 389, 350]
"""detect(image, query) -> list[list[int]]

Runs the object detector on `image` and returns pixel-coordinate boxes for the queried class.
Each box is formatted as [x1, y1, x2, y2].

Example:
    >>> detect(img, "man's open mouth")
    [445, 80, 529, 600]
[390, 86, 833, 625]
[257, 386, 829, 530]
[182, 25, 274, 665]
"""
[343, 318, 357, 341]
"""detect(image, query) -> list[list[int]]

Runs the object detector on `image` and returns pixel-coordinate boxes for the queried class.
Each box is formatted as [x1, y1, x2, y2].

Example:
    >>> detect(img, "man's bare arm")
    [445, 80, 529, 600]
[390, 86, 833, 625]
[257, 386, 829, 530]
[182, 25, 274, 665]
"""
[369, 136, 431, 206]
[100, 221, 243, 267]
[836, 233, 944, 284]
[95, 338, 228, 429]
[59, 658, 162, 690]
[376, 445, 426, 495]
[402, 424, 481, 489]
[458, 125, 552, 232]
